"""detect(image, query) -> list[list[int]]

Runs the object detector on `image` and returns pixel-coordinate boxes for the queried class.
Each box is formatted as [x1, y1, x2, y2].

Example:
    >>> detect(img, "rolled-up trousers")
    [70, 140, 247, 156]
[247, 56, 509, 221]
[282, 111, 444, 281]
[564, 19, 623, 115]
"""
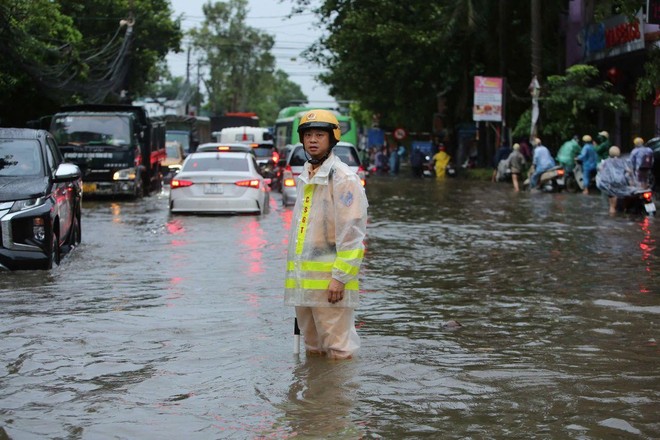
[295, 306, 360, 359]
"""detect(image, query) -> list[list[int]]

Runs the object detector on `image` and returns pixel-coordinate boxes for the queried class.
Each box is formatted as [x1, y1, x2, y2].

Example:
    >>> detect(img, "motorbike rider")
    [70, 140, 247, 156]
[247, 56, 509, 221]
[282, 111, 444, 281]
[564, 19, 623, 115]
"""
[575, 134, 598, 195]
[595, 131, 612, 162]
[629, 137, 654, 189]
[284, 109, 368, 360]
[529, 137, 556, 189]
[432, 144, 451, 179]
[555, 135, 581, 172]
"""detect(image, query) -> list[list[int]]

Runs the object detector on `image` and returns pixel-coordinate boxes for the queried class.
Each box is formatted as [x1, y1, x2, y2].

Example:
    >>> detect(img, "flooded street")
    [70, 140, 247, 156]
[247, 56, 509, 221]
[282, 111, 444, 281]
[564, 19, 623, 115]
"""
[1, 175, 658, 439]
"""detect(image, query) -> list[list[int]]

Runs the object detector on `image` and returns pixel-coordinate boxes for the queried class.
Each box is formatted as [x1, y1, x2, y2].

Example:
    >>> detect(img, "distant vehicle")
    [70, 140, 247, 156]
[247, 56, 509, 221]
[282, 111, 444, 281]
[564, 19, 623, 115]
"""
[211, 127, 280, 185]
[274, 106, 359, 152]
[151, 114, 212, 156]
[163, 140, 186, 185]
[196, 142, 255, 154]
[281, 142, 365, 206]
[169, 151, 270, 215]
[0, 128, 82, 270]
[49, 104, 166, 198]
[210, 112, 260, 134]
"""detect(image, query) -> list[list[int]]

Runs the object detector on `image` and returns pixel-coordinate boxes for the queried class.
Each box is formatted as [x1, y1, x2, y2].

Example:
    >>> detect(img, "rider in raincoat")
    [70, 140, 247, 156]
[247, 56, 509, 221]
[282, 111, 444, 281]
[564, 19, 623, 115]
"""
[284, 109, 368, 360]
[432, 145, 451, 178]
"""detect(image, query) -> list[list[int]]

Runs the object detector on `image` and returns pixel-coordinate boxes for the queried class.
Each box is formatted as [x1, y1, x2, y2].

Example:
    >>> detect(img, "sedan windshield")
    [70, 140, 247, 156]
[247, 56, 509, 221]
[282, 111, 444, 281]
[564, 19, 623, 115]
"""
[51, 115, 131, 147]
[0, 139, 44, 177]
[182, 156, 249, 172]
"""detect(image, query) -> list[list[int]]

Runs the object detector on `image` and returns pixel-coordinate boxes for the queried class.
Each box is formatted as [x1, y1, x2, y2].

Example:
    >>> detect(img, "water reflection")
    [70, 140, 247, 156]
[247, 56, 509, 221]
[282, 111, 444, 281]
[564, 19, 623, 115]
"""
[277, 358, 364, 439]
[638, 217, 655, 294]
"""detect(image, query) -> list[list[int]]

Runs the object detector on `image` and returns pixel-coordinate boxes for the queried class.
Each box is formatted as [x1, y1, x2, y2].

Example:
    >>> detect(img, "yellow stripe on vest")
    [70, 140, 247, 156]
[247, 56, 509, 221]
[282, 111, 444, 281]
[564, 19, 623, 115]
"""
[287, 261, 334, 272]
[295, 184, 315, 255]
[333, 259, 360, 276]
[285, 278, 359, 291]
[337, 249, 365, 260]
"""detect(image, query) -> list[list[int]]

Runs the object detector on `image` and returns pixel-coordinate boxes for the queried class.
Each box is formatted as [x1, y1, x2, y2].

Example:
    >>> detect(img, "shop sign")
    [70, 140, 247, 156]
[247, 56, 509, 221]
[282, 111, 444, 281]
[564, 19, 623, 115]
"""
[582, 10, 645, 62]
[473, 76, 503, 122]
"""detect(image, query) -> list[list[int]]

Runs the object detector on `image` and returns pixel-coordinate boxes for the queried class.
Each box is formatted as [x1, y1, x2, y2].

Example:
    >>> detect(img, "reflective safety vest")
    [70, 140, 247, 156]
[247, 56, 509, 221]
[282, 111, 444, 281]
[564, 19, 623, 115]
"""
[284, 153, 368, 308]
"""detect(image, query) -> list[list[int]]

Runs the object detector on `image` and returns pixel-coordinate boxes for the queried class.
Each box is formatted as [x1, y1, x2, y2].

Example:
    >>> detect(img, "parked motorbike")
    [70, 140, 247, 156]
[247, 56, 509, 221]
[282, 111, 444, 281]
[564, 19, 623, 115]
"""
[524, 165, 566, 192]
[617, 189, 656, 216]
[446, 163, 457, 177]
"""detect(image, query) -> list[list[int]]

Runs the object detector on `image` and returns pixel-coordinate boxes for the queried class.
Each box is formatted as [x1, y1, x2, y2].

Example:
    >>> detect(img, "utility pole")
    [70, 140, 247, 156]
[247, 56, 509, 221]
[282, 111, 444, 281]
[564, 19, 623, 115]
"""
[529, 0, 542, 140]
[185, 46, 191, 115]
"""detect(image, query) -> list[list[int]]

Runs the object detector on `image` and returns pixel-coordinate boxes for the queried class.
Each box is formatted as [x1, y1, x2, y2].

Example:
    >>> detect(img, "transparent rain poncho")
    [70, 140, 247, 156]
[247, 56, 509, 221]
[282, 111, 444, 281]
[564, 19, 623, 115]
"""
[596, 157, 638, 197]
[284, 153, 368, 308]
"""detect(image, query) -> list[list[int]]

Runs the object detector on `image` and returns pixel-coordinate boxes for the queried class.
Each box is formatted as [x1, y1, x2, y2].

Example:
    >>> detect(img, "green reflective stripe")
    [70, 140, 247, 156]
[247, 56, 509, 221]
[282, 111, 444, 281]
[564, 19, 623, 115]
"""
[295, 185, 315, 255]
[333, 259, 360, 276]
[285, 278, 359, 291]
[337, 249, 364, 260]
[287, 261, 334, 272]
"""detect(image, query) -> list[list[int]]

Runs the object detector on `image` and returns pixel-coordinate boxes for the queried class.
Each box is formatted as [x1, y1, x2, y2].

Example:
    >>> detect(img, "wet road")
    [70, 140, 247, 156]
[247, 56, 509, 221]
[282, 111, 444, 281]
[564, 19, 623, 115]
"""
[1, 175, 659, 439]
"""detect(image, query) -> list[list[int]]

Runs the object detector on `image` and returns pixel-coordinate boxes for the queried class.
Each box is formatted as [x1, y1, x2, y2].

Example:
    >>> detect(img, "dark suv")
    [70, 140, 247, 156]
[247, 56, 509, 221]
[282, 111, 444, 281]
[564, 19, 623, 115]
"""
[0, 128, 82, 270]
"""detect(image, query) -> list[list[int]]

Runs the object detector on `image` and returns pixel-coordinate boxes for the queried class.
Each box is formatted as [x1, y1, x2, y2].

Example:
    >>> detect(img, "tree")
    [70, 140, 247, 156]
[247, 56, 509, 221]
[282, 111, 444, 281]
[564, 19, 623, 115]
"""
[513, 64, 628, 143]
[295, 0, 569, 134]
[189, 0, 306, 124]
[190, 0, 276, 114]
[0, 0, 182, 126]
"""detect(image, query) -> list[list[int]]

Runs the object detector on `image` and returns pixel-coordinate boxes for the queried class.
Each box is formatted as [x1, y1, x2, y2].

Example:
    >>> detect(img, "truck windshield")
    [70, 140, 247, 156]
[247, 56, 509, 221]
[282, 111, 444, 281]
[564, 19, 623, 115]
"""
[166, 131, 191, 154]
[51, 115, 131, 147]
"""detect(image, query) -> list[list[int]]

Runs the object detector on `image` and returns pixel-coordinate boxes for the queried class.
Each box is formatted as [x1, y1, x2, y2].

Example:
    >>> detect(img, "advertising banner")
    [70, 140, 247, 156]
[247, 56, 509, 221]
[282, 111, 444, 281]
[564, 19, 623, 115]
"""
[582, 10, 645, 62]
[473, 76, 503, 122]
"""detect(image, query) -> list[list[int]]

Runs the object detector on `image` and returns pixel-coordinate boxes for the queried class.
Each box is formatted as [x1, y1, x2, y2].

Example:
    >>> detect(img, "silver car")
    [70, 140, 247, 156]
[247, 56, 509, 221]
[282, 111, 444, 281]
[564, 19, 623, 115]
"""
[281, 142, 366, 206]
[169, 151, 270, 214]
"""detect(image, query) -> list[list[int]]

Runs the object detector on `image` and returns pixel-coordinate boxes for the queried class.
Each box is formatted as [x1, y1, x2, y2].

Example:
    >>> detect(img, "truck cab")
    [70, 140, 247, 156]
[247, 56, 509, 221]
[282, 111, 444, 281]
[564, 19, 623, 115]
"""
[49, 105, 165, 198]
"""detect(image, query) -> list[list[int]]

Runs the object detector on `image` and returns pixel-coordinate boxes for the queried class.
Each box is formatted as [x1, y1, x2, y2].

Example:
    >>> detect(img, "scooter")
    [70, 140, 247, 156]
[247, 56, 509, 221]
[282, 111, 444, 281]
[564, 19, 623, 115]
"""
[617, 188, 656, 216]
[524, 165, 566, 192]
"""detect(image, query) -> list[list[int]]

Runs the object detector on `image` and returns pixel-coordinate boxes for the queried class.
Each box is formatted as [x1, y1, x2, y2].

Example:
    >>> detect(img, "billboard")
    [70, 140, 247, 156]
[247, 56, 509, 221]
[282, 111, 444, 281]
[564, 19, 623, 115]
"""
[473, 76, 503, 122]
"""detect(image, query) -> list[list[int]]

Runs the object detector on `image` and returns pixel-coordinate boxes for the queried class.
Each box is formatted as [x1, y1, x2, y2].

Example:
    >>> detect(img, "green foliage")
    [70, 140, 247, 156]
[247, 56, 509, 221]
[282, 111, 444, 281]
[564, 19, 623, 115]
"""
[0, 0, 182, 126]
[540, 64, 627, 141]
[295, 0, 568, 135]
[636, 47, 660, 99]
[189, 0, 306, 125]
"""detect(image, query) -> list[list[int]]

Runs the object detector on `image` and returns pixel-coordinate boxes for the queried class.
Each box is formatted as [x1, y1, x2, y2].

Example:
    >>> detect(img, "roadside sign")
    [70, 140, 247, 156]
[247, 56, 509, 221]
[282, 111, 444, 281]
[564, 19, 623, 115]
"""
[393, 127, 407, 140]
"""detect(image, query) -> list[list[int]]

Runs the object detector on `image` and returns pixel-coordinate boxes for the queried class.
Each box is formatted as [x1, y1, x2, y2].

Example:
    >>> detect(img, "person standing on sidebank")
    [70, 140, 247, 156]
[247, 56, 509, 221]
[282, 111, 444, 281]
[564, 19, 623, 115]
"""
[284, 109, 369, 360]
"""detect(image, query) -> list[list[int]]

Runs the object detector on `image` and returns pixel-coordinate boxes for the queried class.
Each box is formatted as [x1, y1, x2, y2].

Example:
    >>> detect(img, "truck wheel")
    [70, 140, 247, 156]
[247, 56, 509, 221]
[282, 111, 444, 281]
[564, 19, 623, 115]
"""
[135, 178, 144, 198]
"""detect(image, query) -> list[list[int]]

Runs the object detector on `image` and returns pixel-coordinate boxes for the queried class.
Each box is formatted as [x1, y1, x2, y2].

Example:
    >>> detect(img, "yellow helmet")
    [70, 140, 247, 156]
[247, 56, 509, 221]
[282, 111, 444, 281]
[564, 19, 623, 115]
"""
[608, 146, 620, 157]
[582, 134, 592, 143]
[634, 137, 644, 146]
[297, 109, 341, 143]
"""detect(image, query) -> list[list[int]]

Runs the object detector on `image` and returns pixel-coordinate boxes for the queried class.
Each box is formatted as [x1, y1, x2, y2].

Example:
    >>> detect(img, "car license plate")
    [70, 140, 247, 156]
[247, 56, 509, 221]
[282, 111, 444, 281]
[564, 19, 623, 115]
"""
[205, 183, 224, 194]
[83, 182, 96, 193]
[645, 202, 656, 214]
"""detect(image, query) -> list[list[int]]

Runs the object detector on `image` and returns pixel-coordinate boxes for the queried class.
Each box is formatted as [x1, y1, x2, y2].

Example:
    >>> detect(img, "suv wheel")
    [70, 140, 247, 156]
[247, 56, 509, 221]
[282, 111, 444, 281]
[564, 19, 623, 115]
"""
[47, 230, 61, 269]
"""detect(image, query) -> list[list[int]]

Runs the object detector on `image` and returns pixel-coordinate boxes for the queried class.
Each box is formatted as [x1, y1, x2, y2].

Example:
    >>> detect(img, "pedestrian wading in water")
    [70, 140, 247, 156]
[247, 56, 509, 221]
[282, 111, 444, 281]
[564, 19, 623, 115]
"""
[284, 109, 369, 360]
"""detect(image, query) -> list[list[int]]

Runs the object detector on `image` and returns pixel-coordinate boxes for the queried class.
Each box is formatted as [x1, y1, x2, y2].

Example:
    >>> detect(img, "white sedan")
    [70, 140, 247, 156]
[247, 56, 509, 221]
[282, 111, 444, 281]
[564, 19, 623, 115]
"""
[169, 151, 270, 214]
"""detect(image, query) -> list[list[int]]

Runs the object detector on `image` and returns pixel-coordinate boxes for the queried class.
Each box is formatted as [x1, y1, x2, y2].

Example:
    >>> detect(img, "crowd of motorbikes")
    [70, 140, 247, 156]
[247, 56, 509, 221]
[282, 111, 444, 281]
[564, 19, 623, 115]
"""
[494, 140, 656, 217]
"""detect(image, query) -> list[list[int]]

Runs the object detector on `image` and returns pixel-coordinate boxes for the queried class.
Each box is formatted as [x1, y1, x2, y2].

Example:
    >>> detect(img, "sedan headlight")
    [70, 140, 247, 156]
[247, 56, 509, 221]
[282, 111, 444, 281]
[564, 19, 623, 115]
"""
[113, 167, 137, 180]
[9, 197, 46, 213]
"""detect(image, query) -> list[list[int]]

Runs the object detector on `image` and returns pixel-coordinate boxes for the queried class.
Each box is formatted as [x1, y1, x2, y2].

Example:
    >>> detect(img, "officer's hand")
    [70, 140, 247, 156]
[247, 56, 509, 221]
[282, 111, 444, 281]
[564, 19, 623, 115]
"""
[328, 279, 345, 304]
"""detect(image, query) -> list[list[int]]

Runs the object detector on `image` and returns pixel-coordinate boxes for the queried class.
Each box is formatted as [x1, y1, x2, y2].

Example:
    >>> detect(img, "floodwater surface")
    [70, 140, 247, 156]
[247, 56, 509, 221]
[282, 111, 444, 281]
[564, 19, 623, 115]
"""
[0, 175, 658, 439]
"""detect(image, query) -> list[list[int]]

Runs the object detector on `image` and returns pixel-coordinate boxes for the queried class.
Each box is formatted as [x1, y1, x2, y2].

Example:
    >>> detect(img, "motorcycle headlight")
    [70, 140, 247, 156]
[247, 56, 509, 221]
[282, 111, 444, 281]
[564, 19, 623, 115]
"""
[113, 167, 137, 180]
[10, 197, 46, 213]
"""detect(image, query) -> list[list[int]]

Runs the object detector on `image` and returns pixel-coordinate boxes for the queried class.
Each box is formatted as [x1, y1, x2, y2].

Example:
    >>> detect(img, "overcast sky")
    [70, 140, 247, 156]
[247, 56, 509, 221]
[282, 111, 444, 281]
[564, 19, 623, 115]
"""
[166, 0, 337, 106]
